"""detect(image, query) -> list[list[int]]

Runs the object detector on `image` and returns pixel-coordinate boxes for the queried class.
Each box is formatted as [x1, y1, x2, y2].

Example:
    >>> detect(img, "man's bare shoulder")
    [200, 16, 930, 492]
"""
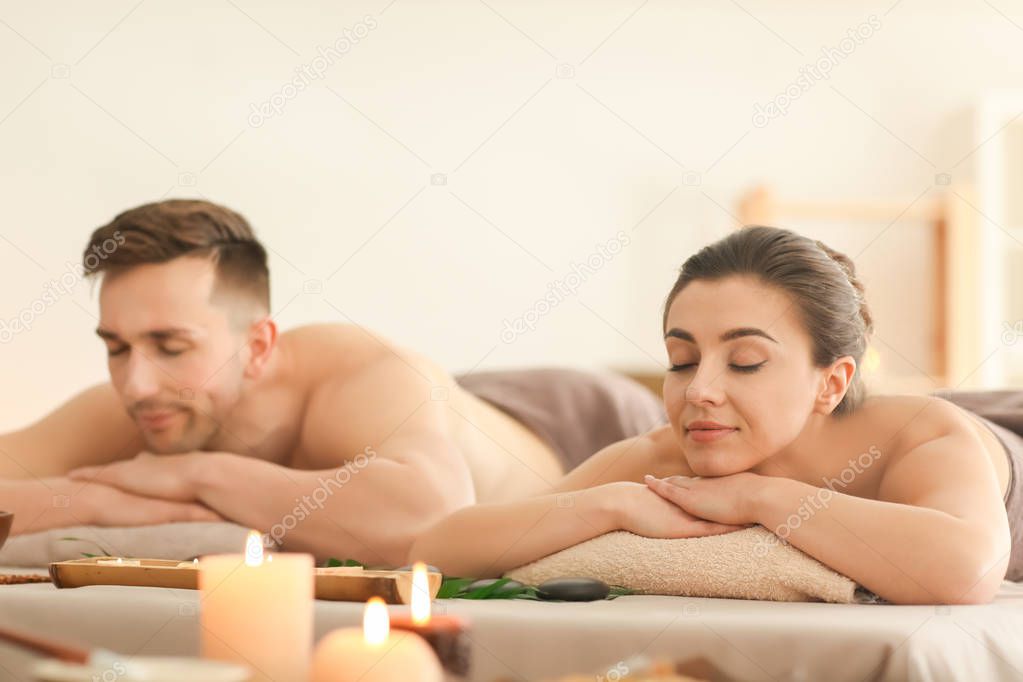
[280, 323, 391, 370]
[284, 324, 454, 465]
[280, 323, 445, 385]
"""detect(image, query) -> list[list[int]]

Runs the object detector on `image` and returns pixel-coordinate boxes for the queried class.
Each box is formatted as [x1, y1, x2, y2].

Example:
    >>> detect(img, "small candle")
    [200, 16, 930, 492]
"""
[97, 558, 141, 566]
[390, 562, 471, 676]
[311, 597, 443, 682]
[199, 531, 313, 682]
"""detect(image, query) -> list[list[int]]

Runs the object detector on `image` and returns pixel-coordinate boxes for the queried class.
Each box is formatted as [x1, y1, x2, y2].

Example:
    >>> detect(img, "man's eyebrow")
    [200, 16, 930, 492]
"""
[664, 327, 778, 343]
[95, 327, 197, 341]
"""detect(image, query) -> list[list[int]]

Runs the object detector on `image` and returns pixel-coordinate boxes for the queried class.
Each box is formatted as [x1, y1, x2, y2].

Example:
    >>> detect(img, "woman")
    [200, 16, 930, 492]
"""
[409, 226, 1020, 605]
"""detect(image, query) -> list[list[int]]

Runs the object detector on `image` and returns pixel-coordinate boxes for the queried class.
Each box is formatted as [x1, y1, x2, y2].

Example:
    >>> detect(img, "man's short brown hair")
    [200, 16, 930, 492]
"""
[83, 199, 270, 312]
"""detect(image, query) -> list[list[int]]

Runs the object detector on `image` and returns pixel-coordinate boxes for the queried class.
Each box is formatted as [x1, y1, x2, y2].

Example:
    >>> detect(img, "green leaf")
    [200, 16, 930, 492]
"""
[59, 537, 112, 557]
[462, 578, 512, 600]
[436, 577, 475, 599]
[323, 558, 366, 568]
[436, 577, 543, 601]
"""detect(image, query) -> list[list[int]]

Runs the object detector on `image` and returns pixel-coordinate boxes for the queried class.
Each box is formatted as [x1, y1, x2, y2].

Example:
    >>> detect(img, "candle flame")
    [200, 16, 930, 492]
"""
[244, 530, 263, 567]
[363, 597, 389, 645]
[410, 561, 431, 625]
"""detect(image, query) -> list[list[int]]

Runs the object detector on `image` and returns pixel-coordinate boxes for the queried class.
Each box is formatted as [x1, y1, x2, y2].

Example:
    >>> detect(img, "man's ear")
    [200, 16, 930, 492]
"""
[814, 355, 856, 415]
[243, 316, 277, 380]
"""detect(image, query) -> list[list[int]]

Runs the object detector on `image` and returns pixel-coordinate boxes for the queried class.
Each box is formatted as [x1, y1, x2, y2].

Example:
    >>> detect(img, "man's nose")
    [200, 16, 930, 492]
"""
[121, 351, 163, 402]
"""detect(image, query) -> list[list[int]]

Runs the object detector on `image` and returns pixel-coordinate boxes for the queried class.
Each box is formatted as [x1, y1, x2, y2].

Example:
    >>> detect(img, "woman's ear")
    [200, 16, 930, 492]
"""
[814, 355, 856, 415]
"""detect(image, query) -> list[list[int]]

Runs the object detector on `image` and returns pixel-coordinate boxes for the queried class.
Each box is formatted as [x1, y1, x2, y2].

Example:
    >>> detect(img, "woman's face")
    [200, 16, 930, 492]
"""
[662, 275, 826, 476]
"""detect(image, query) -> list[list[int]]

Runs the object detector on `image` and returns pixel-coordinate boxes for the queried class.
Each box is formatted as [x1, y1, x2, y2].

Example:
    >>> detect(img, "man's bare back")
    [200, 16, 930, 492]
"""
[186, 323, 569, 501]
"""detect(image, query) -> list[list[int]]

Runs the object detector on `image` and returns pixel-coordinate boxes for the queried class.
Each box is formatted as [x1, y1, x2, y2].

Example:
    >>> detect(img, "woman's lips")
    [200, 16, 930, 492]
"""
[686, 427, 737, 443]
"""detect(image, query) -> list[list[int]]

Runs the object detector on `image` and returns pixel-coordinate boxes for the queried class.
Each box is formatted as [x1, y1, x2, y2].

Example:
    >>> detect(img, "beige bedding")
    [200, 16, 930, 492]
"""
[0, 522, 253, 566]
[1, 569, 1021, 681]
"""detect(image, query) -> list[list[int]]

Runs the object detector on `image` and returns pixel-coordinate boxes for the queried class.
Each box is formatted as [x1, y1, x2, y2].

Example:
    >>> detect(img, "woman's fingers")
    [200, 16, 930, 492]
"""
[645, 474, 694, 488]
[644, 475, 690, 502]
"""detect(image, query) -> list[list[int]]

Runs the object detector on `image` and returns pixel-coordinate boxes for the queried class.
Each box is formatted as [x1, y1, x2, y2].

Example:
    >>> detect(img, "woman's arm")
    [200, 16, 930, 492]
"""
[754, 475, 1009, 604]
[408, 429, 743, 577]
[407, 483, 620, 577]
[647, 427, 1011, 604]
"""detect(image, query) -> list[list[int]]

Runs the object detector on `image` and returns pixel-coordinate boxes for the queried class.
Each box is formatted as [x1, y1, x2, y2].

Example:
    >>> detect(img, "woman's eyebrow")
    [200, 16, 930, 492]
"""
[664, 327, 778, 343]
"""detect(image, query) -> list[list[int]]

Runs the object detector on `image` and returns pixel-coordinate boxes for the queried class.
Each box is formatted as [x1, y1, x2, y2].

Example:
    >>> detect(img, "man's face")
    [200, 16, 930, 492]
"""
[97, 256, 250, 454]
[662, 275, 824, 476]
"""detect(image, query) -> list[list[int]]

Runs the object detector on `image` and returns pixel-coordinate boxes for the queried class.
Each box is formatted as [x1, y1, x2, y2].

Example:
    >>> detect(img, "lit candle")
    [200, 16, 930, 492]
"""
[390, 562, 471, 676]
[199, 530, 313, 682]
[311, 597, 443, 682]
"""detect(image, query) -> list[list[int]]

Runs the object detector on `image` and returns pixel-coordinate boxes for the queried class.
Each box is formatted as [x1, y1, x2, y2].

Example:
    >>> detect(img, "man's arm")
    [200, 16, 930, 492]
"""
[73, 350, 478, 565]
[3, 477, 221, 535]
[189, 449, 465, 565]
[0, 384, 217, 534]
[0, 383, 143, 479]
[211, 349, 475, 564]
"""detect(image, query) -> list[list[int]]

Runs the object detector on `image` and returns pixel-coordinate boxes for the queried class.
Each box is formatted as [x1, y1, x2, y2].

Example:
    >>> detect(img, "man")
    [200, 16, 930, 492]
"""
[0, 199, 664, 565]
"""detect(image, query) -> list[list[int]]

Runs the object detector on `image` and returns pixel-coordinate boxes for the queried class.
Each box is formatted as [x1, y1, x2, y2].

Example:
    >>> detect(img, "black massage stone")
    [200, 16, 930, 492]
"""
[536, 577, 610, 601]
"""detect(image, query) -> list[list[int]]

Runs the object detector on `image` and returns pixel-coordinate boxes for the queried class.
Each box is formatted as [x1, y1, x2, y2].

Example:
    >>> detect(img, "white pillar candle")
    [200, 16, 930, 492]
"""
[199, 531, 313, 682]
[311, 597, 443, 682]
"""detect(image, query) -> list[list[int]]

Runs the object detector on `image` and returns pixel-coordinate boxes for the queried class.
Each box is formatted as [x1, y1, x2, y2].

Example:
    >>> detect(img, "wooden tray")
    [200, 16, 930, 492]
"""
[48, 558, 442, 604]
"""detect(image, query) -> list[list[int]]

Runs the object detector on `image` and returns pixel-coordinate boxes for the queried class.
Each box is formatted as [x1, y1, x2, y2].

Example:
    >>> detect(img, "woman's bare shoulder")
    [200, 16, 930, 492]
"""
[854, 393, 982, 453]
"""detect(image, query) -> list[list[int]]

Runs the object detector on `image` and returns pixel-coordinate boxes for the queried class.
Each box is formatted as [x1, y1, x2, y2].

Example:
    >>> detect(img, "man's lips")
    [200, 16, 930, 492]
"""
[135, 410, 180, 429]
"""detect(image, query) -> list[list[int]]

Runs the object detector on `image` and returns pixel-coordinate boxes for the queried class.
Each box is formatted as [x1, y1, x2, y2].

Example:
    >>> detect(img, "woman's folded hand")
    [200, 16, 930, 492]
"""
[606, 481, 746, 539]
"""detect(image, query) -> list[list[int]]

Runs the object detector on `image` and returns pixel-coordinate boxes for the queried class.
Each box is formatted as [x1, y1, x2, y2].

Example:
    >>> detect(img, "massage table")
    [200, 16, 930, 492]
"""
[1, 567, 1021, 681]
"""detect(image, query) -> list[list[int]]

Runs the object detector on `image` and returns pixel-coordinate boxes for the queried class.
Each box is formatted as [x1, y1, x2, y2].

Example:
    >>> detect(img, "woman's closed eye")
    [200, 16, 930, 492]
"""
[669, 361, 766, 374]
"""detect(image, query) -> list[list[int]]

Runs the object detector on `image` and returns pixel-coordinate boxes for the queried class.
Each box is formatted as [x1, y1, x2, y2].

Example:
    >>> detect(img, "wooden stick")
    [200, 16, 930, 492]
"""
[0, 624, 90, 663]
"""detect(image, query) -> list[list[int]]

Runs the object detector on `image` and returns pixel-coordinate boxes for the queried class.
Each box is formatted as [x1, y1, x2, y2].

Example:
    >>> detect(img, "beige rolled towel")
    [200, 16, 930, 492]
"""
[505, 526, 858, 603]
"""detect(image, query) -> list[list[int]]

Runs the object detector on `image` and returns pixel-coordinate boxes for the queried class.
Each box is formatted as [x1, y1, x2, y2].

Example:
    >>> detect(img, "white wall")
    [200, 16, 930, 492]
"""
[1, 0, 1021, 429]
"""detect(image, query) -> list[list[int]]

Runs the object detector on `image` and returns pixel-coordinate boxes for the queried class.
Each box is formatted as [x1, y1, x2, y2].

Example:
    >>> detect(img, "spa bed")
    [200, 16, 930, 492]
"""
[1, 567, 1021, 681]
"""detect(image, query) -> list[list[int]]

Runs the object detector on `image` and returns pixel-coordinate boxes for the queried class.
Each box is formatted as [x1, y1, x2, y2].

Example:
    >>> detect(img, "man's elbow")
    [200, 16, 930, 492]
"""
[362, 481, 466, 567]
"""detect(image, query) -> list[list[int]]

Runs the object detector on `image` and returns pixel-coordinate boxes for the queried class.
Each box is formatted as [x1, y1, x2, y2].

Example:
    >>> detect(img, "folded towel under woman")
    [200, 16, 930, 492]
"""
[505, 526, 859, 603]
